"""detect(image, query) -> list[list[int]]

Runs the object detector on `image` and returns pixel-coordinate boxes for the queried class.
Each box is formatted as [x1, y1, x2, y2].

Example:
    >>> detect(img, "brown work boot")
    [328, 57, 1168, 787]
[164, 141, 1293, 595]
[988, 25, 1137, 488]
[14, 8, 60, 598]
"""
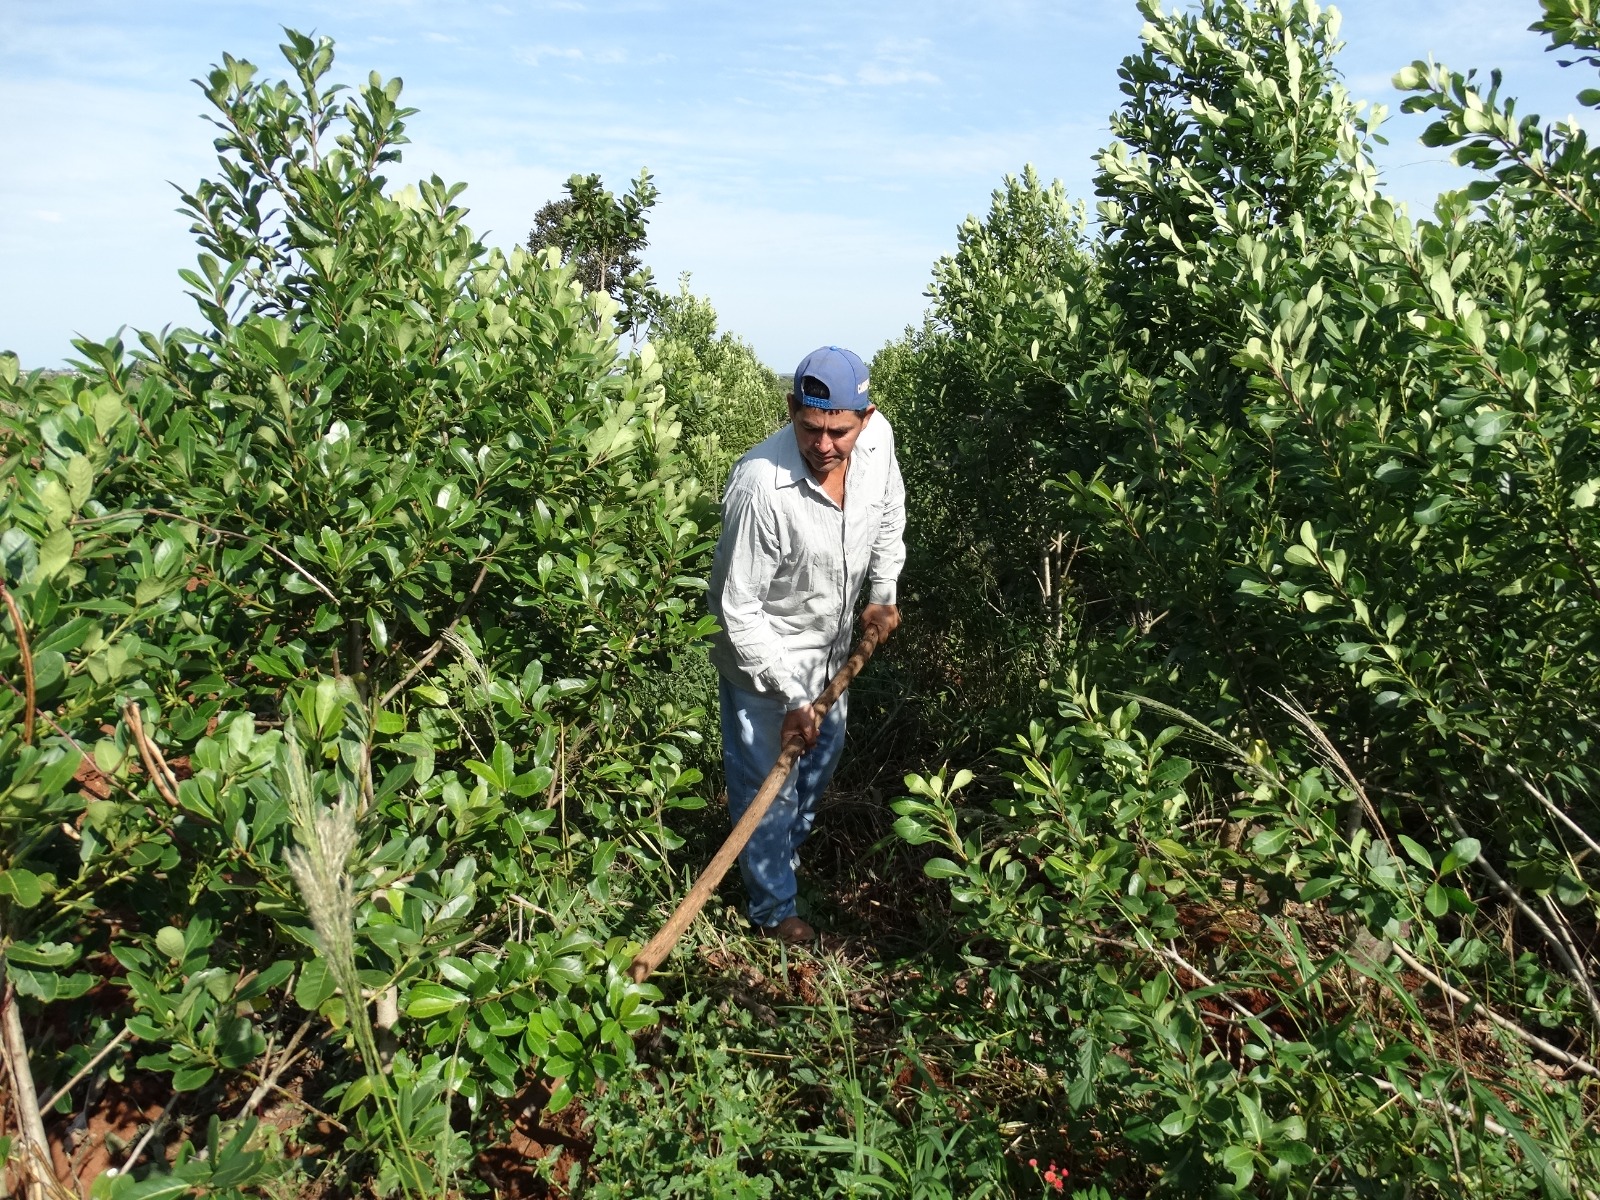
[757, 916, 815, 944]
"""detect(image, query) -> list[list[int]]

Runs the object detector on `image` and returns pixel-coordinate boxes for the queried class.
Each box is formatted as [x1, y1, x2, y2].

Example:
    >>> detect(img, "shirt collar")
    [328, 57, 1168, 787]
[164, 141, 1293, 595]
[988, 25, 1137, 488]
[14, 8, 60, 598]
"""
[773, 428, 807, 490]
[772, 420, 876, 491]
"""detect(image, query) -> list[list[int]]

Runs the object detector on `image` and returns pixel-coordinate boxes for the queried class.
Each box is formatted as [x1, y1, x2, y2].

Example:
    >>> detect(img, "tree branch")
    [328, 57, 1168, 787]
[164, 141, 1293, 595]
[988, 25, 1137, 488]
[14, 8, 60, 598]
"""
[124, 703, 180, 809]
[1446, 809, 1600, 1034]
[1506, 766, 1600, 862]
[1391, 943, 1600, 1079]
[1, 976, 51, 1200]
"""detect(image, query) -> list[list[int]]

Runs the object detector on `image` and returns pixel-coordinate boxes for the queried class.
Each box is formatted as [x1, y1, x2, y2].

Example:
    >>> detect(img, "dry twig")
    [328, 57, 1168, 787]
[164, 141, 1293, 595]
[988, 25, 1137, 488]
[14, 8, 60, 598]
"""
[240, 1015, 316, 1119]
[1506, 766, 1600, 861]
[1085, 934, 1518, 1141]
[124, 702, 180, 808]
[1444, 808, 1600, 1034]
[39, 1025, 135, 1113]
[115, 1093, 177, 1178]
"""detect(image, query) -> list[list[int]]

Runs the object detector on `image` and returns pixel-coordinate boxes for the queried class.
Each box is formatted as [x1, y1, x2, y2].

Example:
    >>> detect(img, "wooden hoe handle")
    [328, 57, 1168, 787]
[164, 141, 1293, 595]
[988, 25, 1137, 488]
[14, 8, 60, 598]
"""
[628, 623, 885, 984]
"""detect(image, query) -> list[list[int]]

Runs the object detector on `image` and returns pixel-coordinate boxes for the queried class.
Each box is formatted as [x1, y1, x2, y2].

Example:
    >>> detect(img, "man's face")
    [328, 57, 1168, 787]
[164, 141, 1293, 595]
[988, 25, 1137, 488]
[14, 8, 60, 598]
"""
[788, 397, 873, 478]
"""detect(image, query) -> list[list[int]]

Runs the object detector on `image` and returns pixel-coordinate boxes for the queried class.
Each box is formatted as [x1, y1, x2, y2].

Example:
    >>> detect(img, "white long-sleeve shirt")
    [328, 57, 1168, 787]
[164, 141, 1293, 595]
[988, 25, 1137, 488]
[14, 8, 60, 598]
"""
[708, 413, 907, 710]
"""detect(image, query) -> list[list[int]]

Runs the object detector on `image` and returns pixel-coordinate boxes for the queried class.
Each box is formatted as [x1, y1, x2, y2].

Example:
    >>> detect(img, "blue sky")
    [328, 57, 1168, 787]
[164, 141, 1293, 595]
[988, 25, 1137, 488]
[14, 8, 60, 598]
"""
[2, 1, 1591, 371]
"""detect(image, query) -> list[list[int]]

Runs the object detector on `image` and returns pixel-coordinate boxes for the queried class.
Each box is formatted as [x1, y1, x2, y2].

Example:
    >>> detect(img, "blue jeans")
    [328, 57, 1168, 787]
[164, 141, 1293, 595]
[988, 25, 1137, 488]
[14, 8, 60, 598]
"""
[719, 675, 849, 928]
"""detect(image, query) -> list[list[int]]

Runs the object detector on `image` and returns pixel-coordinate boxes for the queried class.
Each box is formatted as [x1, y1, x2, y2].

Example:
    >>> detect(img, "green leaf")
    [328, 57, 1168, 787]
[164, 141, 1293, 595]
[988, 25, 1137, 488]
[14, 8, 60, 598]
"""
[1397, 835, 1433, 872]
[66, 455, 94, 508]
[135, 576, 172, 606]
[1220, 1143, 1256, 1187]
[1469, 408, 1514, 444]
[405, 982, 468, 1018]
[1336, 641, 1371, 663]
[156, 926, 187, 960]
[1555, 874, 1587, 907]
[1251, 827, 1291, 856]
[9, 966, 94, 1002]
[1284, 544, 1318, 567]
[238, 959, 295, 1001]
[1277, 1140, 1315, 1166]
[365, 608, 389, 652]
[37, 528, 73, 580]
[39, 480, 72, 527]
[1298, 875, 1338, 902]
[112, 1175, 199, 1200]
[172, 1064, 216, 1092]
[1412, 495, 1449, 526]
[1440, 837, 1480, 874]
[249, 651, 298, 679]
[923, 857, 965, 880]
[295, 960, 336, 1010]
[1393, 63, 1426, 90]
[0, 869, 43, 909]
[92, 393, 125, 436]
[1424, 882, 1450, 918]
[6, 940, 78, 968]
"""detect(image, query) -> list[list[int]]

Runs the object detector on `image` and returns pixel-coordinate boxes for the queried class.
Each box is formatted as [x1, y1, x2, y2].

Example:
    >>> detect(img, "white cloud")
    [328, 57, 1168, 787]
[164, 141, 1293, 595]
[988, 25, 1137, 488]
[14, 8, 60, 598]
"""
[517, 43, 586, 65]
[857, 64, 940, 87]
[5, 0, 1594, 371]
[748, 67, 849, 92]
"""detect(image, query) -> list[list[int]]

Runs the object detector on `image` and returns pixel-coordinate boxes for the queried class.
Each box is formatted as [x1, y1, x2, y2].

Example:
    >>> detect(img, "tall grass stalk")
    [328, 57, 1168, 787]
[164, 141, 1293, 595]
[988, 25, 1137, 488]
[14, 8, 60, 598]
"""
[281, 715, 433, 1196]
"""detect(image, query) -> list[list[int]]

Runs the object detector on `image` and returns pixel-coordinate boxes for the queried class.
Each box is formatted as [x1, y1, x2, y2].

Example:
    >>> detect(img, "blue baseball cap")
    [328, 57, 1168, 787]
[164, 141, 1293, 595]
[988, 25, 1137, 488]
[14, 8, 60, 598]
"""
[793, 345, 871, 411]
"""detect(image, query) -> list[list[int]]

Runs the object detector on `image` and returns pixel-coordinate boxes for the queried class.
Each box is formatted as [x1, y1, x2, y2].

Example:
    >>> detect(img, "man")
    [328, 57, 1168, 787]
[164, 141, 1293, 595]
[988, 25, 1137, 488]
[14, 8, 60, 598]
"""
[708, 344, 906, 943]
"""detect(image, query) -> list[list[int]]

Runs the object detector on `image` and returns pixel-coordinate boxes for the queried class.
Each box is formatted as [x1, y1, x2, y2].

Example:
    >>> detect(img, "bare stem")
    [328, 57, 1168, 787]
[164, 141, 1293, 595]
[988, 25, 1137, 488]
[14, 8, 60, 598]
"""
[116, 1093, 177, 1177]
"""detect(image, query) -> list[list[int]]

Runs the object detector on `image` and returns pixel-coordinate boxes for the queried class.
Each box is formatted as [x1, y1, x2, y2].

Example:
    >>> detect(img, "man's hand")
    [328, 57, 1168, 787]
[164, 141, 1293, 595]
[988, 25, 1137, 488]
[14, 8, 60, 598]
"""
[861, 603, 901, 643]
[781, 703, 820, 749]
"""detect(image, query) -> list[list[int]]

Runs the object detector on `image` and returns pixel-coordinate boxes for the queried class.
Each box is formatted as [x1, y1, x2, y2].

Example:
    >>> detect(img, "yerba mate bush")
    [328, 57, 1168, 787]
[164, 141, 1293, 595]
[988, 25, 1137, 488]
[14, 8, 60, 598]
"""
[1, 31, 714, 1196]
[879, 0, 1600, 1194]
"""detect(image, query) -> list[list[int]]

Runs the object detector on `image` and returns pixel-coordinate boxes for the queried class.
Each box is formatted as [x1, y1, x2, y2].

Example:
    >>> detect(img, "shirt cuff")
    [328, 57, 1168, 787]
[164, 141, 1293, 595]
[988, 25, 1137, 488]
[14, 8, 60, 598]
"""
[782, 674, 812, 711]
[760, 666, 810, 711]
[867, 580, 897, 606]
